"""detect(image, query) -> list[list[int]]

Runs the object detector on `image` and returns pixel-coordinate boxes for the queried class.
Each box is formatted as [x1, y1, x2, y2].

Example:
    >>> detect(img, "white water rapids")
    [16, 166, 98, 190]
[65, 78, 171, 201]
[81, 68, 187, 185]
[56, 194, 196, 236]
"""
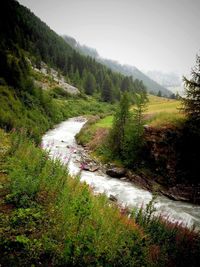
[42, 117, 200, 229]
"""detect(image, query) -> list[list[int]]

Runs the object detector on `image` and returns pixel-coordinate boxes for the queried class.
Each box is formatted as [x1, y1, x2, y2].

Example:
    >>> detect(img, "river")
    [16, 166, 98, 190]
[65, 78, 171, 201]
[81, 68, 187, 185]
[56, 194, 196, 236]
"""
[42, 117, 200, 229]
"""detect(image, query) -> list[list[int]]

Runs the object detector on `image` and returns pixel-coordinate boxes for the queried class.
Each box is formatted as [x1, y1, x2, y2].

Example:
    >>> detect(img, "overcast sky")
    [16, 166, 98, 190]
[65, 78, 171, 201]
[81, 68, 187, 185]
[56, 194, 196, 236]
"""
[18, 0, 200, 76]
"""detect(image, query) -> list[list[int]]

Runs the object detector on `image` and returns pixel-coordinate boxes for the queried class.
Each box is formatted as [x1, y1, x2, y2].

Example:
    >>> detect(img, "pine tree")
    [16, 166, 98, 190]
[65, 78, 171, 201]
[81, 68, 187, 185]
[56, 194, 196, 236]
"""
[157, 90, 162, 97]
[182, 55, 200, 124]
[84, 72, 96, 95]
[121, 77, 131, 92]
[108, 92, 147, 166]
[109, 92, 131, 157]
[101, 75, 113, 102]
[132, 93, 148, 128]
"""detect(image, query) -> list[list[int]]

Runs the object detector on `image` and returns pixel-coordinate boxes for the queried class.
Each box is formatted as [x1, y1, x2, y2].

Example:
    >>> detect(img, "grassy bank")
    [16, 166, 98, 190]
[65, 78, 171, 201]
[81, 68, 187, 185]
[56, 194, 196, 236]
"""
[1, 131, 200, 266]
[0, 130, 148, 266]
[78, 95, 184, 133]
[76, 95, 185, 163]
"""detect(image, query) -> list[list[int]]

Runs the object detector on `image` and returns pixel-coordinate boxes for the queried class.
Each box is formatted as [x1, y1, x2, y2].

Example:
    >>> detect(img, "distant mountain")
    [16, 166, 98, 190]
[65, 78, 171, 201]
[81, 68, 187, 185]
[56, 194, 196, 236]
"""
[146, 70, 182, 88]
[63, 35, 172, 97]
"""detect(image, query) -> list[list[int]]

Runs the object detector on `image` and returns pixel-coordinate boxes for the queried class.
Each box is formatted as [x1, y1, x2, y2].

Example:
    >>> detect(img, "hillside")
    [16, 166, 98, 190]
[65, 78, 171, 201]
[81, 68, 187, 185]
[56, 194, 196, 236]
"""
[63, 35, 172, 97]
[0, 0, 148, 105]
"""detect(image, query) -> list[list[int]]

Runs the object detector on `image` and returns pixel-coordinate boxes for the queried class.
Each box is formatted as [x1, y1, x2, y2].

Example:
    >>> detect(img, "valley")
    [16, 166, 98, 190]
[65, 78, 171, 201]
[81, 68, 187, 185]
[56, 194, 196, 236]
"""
[0, 0, 200, 266]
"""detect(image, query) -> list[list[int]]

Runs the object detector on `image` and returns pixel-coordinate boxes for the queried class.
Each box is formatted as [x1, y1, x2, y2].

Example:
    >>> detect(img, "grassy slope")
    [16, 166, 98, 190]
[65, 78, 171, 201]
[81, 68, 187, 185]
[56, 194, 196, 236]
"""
[0, 130, 147, 266]
[145, 95, 185, 127]
[81, 94, 184, 132]
[146, 94, 181, 114]
[0, 72, 148, 265]
[76, 94, 184, 159]
[1, 129, 200, 267]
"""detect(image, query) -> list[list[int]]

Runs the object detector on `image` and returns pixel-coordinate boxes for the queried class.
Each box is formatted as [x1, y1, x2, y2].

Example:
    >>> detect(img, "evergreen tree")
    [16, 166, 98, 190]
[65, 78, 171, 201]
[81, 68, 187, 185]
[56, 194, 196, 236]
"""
[178, 55, 200, 185]
[133, 79, 147, 94]
[157, 90, 162, 97]
[121, 77, 131, 92]
[102, 75, 113, 102]
[122, 93, 147, 166]
[84, 72, 96, 95]
[182, 55, 200, 124]
[109, 92, 131, 157]
[132, 93, 148, 128]
[109, 92, 147, 166]
[170, 93, 176, 99]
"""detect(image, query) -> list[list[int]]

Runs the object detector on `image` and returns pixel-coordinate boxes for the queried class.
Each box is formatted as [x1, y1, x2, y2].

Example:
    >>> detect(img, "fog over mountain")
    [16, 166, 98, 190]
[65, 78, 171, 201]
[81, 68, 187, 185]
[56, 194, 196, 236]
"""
[63, 35, 172, 96]
[146, 71, 181, 88]
[18, 0, 200, 76]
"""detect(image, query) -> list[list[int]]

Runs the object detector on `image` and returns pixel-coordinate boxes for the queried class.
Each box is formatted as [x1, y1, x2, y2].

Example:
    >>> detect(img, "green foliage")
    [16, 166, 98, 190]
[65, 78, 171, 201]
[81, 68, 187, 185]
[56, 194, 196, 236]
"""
[49, 86, 72, 99]
[109, 92, 147, 166]
[0, 85, 55, 143]
[101, 75, 114, 102]
[1, 133, 147, 266]
[157, 90, 162, 97]
[131, 197, 200, 267]
[0, 0, 146, 103]
[177, 56, 200, 185]
[109, 92, 131, 156]
[83, 71, 96, 95]
[182, 55, 200, 125]
[0, 45, 29, 90]
[0, 83, 115, 144]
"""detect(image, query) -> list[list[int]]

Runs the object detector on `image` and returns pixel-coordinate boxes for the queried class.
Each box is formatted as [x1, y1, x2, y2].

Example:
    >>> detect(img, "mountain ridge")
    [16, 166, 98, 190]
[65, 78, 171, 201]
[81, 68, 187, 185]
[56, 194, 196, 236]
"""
[62, 35, 172, 97]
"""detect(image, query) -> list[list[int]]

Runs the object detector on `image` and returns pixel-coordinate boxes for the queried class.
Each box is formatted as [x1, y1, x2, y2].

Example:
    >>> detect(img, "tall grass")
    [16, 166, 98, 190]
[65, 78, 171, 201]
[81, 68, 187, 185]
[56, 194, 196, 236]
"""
[1, 133, 147, 266]
[131, 197, 200, 267]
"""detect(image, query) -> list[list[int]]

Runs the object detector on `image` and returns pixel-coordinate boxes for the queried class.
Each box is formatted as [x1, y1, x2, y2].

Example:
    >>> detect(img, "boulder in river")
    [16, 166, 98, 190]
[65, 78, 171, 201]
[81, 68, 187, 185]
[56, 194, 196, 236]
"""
[80, 162, 99, 172]
[106, 167, 126, 178]
[109, 194, 118, 202]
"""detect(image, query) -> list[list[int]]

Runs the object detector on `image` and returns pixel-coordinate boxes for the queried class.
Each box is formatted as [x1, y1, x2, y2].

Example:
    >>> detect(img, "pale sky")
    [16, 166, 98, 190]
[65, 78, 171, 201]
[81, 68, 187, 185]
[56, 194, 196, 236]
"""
[18, 0, 200, 76]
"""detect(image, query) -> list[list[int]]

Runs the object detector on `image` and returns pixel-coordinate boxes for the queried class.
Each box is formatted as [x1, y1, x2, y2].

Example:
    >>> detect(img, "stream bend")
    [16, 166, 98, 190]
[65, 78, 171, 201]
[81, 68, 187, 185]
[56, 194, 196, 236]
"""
[42, 117, 200, 229]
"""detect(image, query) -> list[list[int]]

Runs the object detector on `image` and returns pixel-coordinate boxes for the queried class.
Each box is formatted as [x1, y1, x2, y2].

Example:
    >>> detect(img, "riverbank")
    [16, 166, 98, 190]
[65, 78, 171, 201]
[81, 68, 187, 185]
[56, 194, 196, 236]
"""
[42, 116, 200, 229]
[1, 117, 200, 266]
[76, 116, 200, 205]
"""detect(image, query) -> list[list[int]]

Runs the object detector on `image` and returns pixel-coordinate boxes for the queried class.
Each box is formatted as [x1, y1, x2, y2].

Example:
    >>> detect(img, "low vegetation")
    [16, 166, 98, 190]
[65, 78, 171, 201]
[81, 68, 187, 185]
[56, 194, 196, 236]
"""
[144, 94, 185, 127]
[1, 130, 200, 266]
[0, 83, 115, 144]
[1, 131, 148, 266]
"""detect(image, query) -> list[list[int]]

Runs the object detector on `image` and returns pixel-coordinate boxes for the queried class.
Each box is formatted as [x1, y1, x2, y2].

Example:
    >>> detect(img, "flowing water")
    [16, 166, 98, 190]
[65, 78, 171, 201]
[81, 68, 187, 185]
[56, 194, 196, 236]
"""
[42, 117, 200, 229]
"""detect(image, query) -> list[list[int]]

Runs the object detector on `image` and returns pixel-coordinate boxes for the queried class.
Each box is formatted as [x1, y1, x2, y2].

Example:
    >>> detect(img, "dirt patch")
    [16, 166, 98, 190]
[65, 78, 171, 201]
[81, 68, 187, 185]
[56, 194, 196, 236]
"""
[87, 128, 109, 150]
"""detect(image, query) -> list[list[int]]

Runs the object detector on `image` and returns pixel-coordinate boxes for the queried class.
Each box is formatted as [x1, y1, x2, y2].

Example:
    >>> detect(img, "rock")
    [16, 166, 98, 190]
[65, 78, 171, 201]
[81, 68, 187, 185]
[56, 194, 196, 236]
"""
[80, 162, 99, 172]
[109, 194, 118, 202]
[89, 166, 99, 172]
[106, 167, 126, 178]
[160, 189, 189, 202]
[80, 163, 90, 171]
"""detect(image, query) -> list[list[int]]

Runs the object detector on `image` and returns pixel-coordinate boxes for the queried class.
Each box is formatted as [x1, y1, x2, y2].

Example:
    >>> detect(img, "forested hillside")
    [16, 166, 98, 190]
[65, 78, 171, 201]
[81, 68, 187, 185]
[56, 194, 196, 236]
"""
[62, 35, 172, 97]
[0, 0, 146, 104]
